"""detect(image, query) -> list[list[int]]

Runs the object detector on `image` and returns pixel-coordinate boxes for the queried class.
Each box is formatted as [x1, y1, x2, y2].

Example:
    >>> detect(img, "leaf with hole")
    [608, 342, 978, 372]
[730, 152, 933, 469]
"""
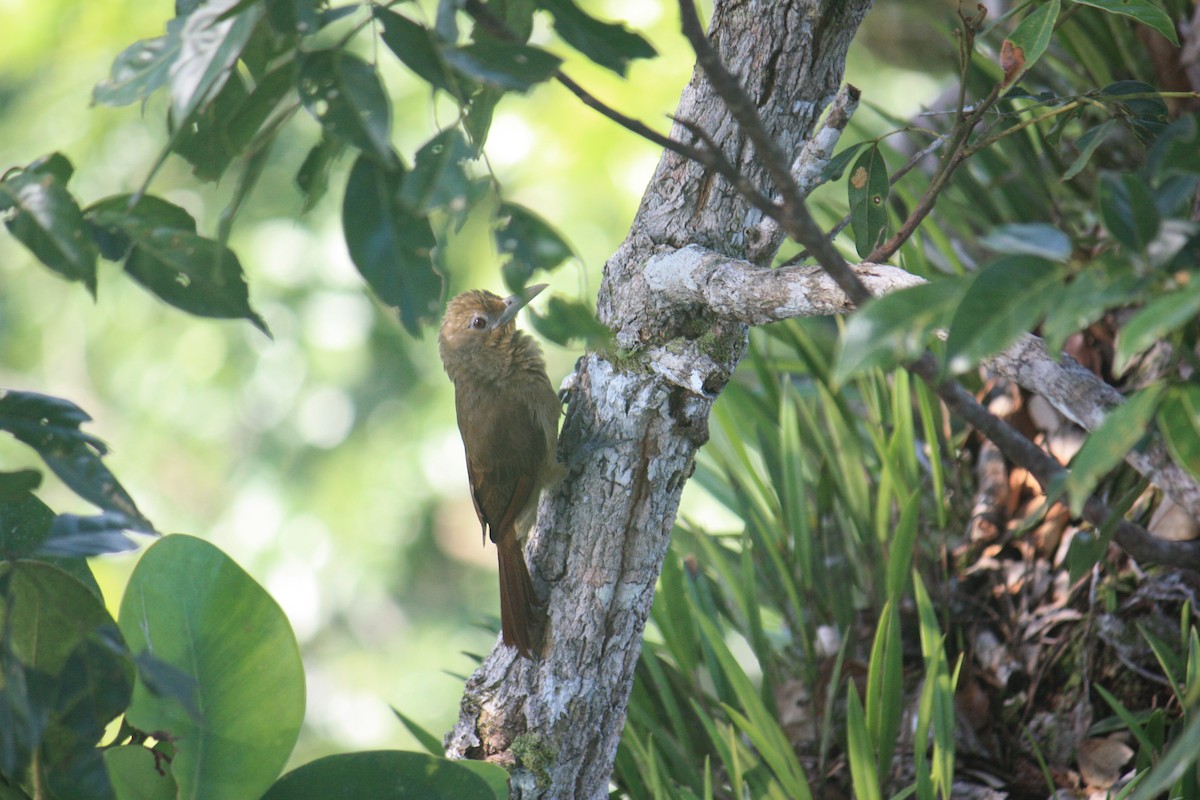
[847, 144, 889, 258]
[297, 49, 395, 165]
[496, 202, 574, 289]
[398, 128, 478, 217]
[122, 229, 269, 334]
[376, 8, 465, 100]
[535, 0, 656, 76]
[945, 255, 1064, 374]
[92, 19, 182, 107]
[343, 153, 443, 335]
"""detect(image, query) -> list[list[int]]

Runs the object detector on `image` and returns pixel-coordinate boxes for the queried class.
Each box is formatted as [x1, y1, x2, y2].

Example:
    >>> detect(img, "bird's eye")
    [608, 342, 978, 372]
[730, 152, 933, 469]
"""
[470, 316, 488, 330]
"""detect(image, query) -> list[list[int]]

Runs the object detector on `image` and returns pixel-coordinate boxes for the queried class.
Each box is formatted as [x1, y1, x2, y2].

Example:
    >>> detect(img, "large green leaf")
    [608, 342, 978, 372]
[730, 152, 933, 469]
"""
[1039, 263, 1142, 359]
[0, 159, 98, 295]
[1065, 385, 1165, 515]
[398, 128, 477, 216]
[118, 535, 305, 800]
[104, 745, 178, 800]
[535, 0, 656, 76]
[443, 41, 562, 92]
[833, 279, 966, 383]
[1070, 0, 1178, 45]
[847, 144, 889, 258]
[1158, 384, 1200, 482]
[297, 50, 395, 164]
[1113, 280, 1200, 375]
[945, 255, 1064, 374]
[1098, 171, 1160, 254]
[979, 222, 1071, 262]
[342, 153, 443, 335]
[261, 751, 508, 800]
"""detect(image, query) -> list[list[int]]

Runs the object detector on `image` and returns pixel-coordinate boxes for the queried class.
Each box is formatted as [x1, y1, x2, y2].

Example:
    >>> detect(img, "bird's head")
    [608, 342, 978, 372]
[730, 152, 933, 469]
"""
[438, 284, 546, 382]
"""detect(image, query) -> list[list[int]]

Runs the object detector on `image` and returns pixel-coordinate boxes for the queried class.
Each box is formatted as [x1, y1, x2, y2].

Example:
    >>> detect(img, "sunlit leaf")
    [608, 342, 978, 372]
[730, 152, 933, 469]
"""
[1065, 385, 1164, 515]
[980, 222, 1071, 261]
[1158, 384, 1200, 481]
[945, 256, 1064, 374]
[535, 0, 656, 76]
[1113, 281, 1200, 375]
[92, 21, 182, 107]
[1098, 171, 1160, 254]
[443, 41, 562, 92]
[1071, 0, 1178, 45]
[847, 144, 889, 258]
[168, 0, 264, 123]
[297, 49, 395, 164]
[0, 160, 98, 295]
[119, 535, 305, 800]
[834, 279, 966, 382]
[343, 153, 443, 335]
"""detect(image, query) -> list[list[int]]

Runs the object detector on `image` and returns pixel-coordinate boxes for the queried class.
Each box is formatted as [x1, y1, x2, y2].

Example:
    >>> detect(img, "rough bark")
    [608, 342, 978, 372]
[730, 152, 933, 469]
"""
[443, 2, 873, 797]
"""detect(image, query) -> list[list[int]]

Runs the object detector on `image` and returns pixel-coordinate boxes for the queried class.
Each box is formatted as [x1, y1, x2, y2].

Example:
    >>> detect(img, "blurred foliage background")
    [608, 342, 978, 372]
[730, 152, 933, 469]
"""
[0, 0, 947, 761]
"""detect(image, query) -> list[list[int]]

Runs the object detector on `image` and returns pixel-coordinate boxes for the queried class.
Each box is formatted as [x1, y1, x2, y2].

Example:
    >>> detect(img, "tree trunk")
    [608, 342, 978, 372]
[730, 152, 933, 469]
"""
[443, 2, 873, 798]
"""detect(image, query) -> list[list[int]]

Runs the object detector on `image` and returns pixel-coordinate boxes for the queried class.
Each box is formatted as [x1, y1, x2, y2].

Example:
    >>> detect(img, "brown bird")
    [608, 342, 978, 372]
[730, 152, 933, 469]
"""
[438, 284, 560, 658]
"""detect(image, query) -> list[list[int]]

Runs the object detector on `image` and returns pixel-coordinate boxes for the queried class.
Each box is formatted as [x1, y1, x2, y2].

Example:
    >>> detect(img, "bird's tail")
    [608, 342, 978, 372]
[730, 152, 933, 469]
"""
[496, 533, 537, 658]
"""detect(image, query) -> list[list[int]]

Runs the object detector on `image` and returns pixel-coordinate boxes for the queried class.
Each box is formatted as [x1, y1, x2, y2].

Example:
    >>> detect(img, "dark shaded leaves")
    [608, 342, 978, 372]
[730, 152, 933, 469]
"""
[530, 297, 611, 348]
[297, 49, 395, 164]
[443, 40, 561, 92]
[342, 153, 443, 335]
[376, 8, 465, 100]
[1098, 171, 1160, 253]
[535, 0, 656, 76]
[496, 201, 574, 290]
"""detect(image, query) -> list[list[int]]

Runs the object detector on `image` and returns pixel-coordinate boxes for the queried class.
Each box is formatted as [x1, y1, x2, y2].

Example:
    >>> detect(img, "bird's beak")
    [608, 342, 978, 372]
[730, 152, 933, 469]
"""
[495, 284, 547, 327]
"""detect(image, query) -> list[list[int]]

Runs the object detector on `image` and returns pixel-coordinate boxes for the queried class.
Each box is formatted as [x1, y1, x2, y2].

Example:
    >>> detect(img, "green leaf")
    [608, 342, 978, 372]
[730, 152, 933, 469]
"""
[1002, 0, 1060, 82]
[833, 279, 966, 383]
[0, 391, 150, 529]
[1070, 0, 1179, 46]
[443, 41, 562, 92]
[297, 49, 395, 165]
[92, 21, 182, 107]
[463, 85, 504, 153]
[85, 193, 198, 260]
[847, 144, 889, 258]
[1147, 116, 1200, 181]
[1065, 385, 1165, 515]
[496, 202, 574, 288]
[295, 135, 345, 212]
[342, 153, 443, 335]
[1158, 384, 1200, 481]
[168, 0, 264, 123]
[120, 229, 270, 334]
[391, 708, 444, 756]
[529, 297, 612, 348]
[818, 141, 869, 183]
[980, 222, 1071, 261]
[261, 751, 508, 800]
[0, 163, 98, 295]
[1113, 281, 1200, 375]
[119, 535, 305, 800]
[535, 0, 656, 76]
[1098, 171, 1161, 253]
[375, 8, 466, 100]
[1040, 262, 1142, 358]
[845, 684, 880, 800]
[945, 255, 1065, 374]
[1062, 119, 1116, 181]
[1100, 80, 1169, 142]
[104, 745, 179, 800]
[398, 128, 477, 215]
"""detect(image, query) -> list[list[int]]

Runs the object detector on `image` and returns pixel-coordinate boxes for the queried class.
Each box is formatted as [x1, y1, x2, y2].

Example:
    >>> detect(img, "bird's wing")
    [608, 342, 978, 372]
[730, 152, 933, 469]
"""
[457, 388, 548, 544]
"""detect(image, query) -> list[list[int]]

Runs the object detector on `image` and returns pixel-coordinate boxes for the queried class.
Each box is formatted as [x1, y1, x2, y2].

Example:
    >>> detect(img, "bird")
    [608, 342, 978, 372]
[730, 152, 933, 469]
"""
[438, 284, 561, 658]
